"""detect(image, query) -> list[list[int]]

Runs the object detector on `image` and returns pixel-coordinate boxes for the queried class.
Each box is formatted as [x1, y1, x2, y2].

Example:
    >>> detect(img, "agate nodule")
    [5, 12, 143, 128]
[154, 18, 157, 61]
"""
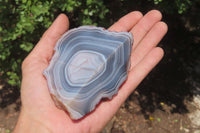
[44, 26, 133, 120]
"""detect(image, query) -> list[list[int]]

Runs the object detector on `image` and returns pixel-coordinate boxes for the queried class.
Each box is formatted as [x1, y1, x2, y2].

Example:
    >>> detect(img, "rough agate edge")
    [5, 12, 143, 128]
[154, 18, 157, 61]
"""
[43, 26, 133, 120]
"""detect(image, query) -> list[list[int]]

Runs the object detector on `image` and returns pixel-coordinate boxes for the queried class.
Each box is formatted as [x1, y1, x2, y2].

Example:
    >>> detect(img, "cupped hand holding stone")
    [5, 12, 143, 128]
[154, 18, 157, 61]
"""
[14, 10, 168, 133]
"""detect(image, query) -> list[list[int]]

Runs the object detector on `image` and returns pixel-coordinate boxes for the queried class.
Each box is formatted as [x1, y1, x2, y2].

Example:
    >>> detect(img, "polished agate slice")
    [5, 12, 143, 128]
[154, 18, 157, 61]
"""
[44, 26, 133, 120]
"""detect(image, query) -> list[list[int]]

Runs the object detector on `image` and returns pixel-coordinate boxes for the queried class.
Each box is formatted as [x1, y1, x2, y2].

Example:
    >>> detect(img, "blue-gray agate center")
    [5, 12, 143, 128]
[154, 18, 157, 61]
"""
[66, 50, 106, 86]
[43, 26, 133, 120]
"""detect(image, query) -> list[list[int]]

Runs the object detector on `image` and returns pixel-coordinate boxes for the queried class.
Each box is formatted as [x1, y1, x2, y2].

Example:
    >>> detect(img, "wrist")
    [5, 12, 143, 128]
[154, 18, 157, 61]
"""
[13, 107, 52, 133]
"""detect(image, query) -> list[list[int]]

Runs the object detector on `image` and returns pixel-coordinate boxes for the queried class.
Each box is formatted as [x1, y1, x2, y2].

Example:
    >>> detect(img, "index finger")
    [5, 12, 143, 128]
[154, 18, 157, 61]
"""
[108, 11, 143, 32]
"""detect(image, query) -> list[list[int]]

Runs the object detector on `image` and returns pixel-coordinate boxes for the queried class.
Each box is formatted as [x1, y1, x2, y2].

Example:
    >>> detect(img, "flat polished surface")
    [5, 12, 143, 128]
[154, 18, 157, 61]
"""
[44, 26, 133, 120]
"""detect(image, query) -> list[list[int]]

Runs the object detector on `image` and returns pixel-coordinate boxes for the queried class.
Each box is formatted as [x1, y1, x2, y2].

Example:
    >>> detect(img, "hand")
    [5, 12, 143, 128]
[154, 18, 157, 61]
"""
[14, 10, 167, 133]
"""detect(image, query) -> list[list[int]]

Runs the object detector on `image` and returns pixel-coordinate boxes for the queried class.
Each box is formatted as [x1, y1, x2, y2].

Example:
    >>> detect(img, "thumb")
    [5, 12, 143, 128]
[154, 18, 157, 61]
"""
[31, 14, 69, 61]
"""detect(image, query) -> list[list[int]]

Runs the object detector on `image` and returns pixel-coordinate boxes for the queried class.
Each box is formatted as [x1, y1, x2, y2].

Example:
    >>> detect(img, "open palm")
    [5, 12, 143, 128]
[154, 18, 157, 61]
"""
[14, 10, 167, 133]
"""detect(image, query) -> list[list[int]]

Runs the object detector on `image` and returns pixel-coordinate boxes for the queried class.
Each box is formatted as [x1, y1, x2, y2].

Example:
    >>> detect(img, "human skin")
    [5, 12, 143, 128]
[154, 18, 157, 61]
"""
[13, 10, 168, 133]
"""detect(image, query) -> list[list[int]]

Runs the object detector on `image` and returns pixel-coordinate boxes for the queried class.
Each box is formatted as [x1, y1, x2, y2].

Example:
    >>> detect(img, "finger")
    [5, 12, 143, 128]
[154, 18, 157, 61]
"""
[31, 14, 69, 61]
[108, 11, 143, 32]
[117, 47, 164, 107]
[88, 47, 164, 130]
[131, 21, 168, 67]
[131, 10, 162, 49]
[119, 47, 164, 99]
